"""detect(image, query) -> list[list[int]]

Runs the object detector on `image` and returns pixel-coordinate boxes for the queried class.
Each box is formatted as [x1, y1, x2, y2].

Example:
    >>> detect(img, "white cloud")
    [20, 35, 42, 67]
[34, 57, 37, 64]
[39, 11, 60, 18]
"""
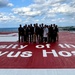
[48, 3, 75, 16]
[52, 0, 66, 3]
[33, 0, 46, 4]
[58, 4, 75, 13]
[7, 3, 14, 7]
[27, 0, 68, 18]
[12, 7, 41, 17]
[12, 0, 59, 18]
[2, 0, 75, 26]
[0, 13, 4, 18]
[0, 13, 21, 23]
[70, 0, 75, 7]
[12, 7, 31, 14]
[24, 11, 41, 17]
[0, 0, 13, 8]
[11, 0, 74, 25]
[51, 18, 67, 23]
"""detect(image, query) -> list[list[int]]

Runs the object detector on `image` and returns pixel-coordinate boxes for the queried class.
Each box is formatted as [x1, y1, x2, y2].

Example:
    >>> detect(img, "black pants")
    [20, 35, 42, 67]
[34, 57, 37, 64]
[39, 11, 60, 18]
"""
[43, 37, 47, 42]
[24, 35, 26, 42]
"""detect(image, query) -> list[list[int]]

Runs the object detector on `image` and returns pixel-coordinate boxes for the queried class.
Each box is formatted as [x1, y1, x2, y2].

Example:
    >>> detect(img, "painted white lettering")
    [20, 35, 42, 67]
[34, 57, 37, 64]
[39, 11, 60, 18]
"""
[58, 44, 66, 48]
[70, 44, 75, 48]
[6, 44, 13, 49]
[64, 44, 71, 48]
[20, 51, 32, 57]
[0, 45, 7, 49]
[36, 45, 44, 48]
[0, 51, 8, 56]
[43, 50, 58, 57]
[71, 51, 75, 55]
[58, 51, 72, 57]
[7, 51, 21, 57]
[46, 44, 50, 48]
[12, 44, 18, 49]
[18, 45, 28, 49]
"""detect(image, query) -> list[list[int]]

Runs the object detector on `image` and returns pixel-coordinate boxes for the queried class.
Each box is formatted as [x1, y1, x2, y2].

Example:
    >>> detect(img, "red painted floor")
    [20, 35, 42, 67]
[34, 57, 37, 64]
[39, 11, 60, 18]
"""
[0, 31, 75, 68]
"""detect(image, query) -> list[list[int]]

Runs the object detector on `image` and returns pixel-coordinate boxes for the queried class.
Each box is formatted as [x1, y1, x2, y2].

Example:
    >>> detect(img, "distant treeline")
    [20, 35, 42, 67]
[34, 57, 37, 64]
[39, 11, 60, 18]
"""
[59, 26, 75, 31]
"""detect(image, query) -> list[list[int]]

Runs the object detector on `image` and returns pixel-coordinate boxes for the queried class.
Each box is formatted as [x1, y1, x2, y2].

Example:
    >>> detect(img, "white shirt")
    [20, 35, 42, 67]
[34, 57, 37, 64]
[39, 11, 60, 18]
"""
[43, 27, 48, 37]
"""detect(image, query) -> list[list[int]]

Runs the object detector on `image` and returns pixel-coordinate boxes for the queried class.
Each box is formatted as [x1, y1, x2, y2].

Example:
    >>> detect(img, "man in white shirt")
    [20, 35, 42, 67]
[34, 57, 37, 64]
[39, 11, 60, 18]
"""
[43, 25, 48, 43]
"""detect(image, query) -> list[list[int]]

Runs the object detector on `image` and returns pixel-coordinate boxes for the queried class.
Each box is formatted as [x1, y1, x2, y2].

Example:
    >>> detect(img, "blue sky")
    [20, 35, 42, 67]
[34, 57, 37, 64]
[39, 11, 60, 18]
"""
[0, 0, 75, 28]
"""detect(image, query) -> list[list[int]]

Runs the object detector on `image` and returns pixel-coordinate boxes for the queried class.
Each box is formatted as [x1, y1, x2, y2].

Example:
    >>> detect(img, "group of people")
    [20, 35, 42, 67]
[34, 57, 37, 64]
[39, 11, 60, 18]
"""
[18, 23, 59, 43]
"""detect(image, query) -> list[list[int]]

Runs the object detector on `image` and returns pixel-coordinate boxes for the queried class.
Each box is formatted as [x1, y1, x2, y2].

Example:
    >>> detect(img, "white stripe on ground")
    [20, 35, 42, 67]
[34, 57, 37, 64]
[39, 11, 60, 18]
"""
[0, 33, 18, 42]
[0, 37, 18, 42]
[0, 33, 18, 37]
[70, 31, 75, 33]
[0, 69, 75, 75]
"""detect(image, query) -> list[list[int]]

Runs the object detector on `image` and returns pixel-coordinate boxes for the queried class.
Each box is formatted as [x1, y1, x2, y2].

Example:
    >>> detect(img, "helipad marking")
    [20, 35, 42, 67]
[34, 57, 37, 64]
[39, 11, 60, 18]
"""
[0, 32, 75, 68]
[0, 33, 18, 42]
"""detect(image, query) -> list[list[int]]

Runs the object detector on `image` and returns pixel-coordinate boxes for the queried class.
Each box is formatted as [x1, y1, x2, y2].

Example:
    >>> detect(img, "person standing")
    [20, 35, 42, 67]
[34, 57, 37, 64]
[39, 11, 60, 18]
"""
[33, 24, 37, 43]
[55, 25, 59, 41]
[18, 24, 24, 42]
[23, 25, 27, 42]
[27, 25, 31, 43]
[39, 24, 43, 43]
[30, 24, 34, 42]
[43, 25, 48, 43]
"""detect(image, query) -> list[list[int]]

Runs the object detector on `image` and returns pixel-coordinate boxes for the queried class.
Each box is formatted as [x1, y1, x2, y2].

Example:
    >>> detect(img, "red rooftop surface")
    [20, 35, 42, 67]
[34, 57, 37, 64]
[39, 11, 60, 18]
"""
[0, 31, 75, 69]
